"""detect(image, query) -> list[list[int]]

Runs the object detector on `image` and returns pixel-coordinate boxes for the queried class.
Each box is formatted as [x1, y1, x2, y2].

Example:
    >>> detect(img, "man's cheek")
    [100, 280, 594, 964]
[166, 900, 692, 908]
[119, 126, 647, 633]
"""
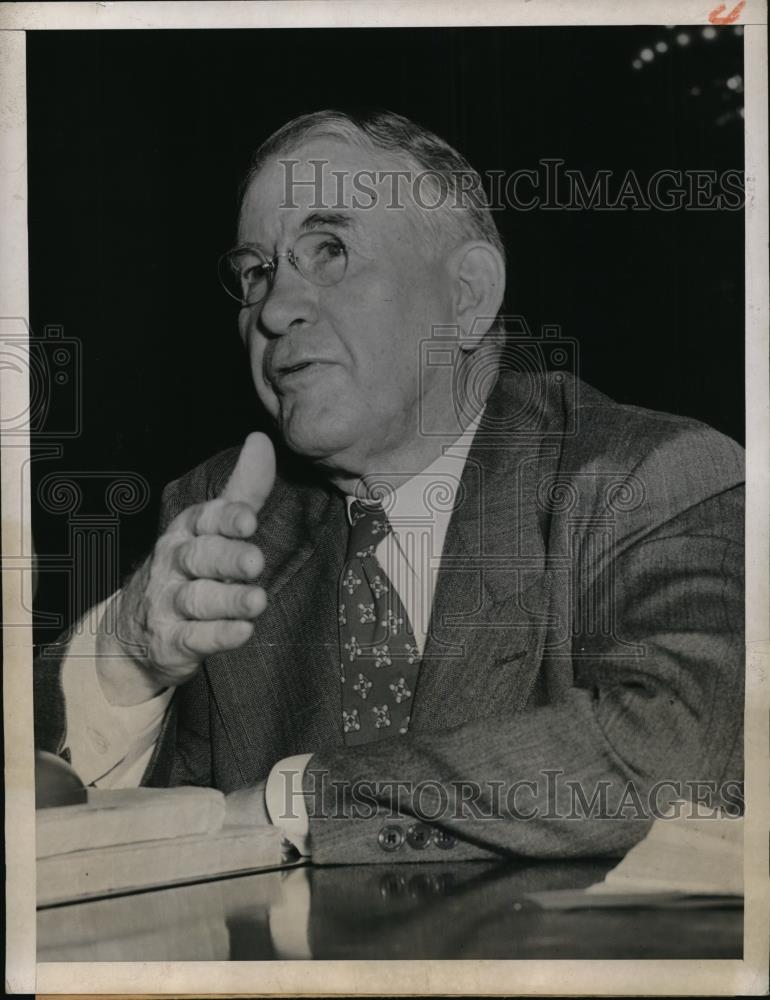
[252, 374, 280, 418]
[237, 314, 253, 346]
[243, 336, 268, 389]
[246, 348, 279, 417]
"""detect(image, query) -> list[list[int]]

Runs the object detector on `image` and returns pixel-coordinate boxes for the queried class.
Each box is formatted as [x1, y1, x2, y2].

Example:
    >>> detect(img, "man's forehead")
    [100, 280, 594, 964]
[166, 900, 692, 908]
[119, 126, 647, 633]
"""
[238, 137, 411, 242]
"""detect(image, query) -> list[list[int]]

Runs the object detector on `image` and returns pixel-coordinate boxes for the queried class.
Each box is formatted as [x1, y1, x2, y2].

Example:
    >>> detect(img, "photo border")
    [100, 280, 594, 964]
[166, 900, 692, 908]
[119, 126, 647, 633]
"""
[1, 1, 767, 994]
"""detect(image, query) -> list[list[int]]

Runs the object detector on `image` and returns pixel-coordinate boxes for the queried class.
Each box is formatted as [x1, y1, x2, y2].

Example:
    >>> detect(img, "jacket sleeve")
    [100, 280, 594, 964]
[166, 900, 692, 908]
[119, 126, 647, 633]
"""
[303, 425, 745, 865]
[32, 448, 240, 783]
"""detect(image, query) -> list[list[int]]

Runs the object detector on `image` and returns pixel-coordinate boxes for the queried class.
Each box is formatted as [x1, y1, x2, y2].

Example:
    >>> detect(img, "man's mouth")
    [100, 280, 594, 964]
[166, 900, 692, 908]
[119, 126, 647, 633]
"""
[268, 359, 333, 388]
[280, 361, 313, 376]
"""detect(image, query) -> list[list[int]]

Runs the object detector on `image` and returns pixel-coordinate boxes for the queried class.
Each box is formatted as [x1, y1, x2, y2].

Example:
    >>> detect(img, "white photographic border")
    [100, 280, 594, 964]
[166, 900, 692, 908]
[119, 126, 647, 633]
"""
[1, 1, 767, 994]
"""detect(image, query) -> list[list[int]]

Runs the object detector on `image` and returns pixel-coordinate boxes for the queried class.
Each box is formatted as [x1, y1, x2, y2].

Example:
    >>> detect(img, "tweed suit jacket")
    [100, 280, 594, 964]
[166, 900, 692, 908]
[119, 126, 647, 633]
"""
[35, 370, 745, 865]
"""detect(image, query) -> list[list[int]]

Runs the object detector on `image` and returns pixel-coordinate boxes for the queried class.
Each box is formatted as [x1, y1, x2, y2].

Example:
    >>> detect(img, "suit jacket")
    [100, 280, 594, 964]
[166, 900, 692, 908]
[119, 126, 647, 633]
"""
[35, 370, 745, 865]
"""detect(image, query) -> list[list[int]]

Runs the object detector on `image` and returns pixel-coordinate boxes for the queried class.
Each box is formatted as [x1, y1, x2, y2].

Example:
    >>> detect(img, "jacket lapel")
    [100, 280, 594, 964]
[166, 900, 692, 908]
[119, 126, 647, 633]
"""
[205, 471, 349, 784]
[411, 372, 558, 730]
[203, 370, 565, 774]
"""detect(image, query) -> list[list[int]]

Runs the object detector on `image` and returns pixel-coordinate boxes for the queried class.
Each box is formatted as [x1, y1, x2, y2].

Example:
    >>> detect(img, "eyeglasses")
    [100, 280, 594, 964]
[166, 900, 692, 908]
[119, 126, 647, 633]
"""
[218, 231, 349, 307]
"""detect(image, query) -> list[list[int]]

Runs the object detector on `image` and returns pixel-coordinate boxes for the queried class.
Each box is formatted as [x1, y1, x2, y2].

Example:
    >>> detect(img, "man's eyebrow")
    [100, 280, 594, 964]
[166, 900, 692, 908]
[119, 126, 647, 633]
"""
[299, 211, 359, 233]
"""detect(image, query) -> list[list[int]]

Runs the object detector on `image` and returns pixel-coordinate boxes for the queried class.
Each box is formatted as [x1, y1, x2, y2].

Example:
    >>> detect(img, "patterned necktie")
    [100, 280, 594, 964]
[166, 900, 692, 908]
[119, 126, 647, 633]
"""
[338, 500, 420, 745]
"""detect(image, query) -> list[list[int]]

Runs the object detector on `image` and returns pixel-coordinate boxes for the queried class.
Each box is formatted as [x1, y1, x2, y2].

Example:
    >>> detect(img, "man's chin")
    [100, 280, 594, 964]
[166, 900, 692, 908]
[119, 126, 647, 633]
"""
[278, 414, 358, 465]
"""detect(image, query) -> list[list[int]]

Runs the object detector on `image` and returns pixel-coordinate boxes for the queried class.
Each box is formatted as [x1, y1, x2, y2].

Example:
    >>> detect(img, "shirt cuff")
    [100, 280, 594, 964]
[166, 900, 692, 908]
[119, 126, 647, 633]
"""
[265, 753, 313, 856]
[61, 593, 173, 786]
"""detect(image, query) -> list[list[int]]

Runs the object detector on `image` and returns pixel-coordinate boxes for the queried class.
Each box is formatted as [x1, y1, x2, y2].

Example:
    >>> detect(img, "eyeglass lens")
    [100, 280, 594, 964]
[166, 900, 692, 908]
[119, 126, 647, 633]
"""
[220, 232, 348, 305]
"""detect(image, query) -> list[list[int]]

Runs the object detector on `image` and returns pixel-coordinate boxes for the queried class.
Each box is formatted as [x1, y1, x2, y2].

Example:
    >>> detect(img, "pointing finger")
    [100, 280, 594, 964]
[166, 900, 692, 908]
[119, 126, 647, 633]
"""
[221, 432, 276, 514]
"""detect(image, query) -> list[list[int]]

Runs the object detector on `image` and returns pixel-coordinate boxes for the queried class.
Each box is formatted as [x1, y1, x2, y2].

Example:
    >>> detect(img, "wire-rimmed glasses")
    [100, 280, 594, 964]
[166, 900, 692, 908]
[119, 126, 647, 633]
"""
[218, 231, 349, 307]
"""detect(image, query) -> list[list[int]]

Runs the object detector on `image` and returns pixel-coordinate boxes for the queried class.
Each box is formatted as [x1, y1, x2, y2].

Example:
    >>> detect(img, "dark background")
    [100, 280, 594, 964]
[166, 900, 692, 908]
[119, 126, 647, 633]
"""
[27, 27, 745, 646]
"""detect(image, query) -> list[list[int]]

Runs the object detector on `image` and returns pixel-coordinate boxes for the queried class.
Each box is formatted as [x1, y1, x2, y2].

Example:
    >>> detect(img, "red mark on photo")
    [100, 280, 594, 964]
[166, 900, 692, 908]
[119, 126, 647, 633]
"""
[708, 1, 746, 24]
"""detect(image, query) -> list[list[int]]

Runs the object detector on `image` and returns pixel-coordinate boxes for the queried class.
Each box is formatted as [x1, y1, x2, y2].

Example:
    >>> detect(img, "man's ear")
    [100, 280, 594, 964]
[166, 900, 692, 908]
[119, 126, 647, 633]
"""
[449, 241, 506, 352]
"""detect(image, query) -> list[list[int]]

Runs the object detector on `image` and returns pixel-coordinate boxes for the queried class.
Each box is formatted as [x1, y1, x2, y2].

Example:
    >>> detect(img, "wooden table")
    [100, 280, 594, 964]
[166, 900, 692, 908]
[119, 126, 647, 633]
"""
[37, 858, 742, 962]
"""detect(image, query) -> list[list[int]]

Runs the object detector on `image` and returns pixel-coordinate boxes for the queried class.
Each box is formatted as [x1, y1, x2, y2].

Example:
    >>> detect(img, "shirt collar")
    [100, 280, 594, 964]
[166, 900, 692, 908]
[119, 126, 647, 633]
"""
[344, 408, 484, 528]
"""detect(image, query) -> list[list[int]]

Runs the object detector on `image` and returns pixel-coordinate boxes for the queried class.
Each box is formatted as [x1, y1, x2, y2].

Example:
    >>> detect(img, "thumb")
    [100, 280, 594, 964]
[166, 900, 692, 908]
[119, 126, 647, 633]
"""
[220, 432, 276, 514]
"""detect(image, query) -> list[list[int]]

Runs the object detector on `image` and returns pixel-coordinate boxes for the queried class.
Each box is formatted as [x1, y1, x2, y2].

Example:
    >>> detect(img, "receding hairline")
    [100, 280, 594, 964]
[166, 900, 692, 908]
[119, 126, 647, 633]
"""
[236, 137, 430, 240]
[239, 132, 439, 204]
[235, 109, 507, 326]
[238, 135, 457, 249]
[238, 127, 501, 258]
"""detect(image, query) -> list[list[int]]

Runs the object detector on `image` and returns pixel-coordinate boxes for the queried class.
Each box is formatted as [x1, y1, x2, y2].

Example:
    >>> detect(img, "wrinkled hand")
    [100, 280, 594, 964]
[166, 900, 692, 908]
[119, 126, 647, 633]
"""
[101, 433, 276, 703]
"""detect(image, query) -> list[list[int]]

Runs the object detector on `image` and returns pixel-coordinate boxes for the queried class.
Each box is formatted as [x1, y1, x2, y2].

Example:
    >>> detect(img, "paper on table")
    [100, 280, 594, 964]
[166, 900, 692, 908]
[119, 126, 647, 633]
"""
[586, 806, 743, 897]
[36, 786, 290, 906]
[36, 786, 226, 857]
[37, 823, 289, 906]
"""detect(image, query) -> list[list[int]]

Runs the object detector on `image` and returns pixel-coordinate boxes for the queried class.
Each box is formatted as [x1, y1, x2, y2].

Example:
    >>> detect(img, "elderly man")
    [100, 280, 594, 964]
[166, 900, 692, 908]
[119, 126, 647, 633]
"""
[35, 110, 744, 864]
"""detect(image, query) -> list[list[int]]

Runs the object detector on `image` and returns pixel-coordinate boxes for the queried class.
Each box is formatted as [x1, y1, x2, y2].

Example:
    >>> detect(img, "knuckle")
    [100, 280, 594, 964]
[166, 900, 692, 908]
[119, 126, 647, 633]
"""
[173, 584, 189, 618]
[146, 614, 170, 650]
[194, 580, 213, 618]
[223, 536, 242, 567]
[229, 502, 256, 536]
[176, 539, 194, 576]
[211, 539, 233, 578]
[176, 548, 191, 578]
[174, 623, 197, 659]
[170, 502, 203, 536]
[178, 580, 202, 618]
[197, 498, 226, 534]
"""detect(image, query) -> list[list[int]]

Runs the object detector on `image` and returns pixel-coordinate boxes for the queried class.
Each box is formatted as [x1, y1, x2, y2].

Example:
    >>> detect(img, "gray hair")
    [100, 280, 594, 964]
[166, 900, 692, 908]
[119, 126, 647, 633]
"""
[240, 108, 505, 263]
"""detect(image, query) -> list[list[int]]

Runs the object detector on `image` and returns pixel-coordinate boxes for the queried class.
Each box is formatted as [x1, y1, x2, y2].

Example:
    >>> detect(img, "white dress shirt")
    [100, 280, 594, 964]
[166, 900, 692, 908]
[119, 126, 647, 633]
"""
[60, 413, 482, 855]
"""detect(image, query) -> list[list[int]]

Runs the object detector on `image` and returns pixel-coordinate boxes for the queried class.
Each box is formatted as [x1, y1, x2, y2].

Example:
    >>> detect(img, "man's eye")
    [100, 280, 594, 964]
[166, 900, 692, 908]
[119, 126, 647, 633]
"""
[242, 262, 269, 282]
[304, 237, 348, 284]
[315, 238, 346, 260]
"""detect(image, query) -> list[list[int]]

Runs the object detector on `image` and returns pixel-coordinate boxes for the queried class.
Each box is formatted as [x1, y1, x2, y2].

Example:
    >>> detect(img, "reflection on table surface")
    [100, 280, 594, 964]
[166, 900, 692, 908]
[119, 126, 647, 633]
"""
[38, 858, 742, 961]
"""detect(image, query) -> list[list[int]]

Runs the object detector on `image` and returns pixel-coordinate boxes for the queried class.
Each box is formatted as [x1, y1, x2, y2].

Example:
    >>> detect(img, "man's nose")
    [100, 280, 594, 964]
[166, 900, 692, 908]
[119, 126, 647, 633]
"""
[258, 257, 319, 336]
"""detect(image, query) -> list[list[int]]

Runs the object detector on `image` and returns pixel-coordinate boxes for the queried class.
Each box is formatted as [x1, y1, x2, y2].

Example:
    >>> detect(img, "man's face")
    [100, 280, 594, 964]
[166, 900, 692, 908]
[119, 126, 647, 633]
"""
[236, 138, 456, 476]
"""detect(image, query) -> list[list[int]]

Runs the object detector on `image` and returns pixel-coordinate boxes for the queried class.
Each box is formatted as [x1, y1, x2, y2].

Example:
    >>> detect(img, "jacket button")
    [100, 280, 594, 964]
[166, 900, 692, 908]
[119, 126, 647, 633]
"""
[406, 822, 432, 849]
[378, 824, 405, 852]
[432, 828, 457, 849]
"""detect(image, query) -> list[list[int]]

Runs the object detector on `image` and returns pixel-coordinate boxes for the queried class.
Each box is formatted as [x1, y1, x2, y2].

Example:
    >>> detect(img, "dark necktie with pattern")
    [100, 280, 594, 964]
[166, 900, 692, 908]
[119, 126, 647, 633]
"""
[338, 500, 420, 745]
